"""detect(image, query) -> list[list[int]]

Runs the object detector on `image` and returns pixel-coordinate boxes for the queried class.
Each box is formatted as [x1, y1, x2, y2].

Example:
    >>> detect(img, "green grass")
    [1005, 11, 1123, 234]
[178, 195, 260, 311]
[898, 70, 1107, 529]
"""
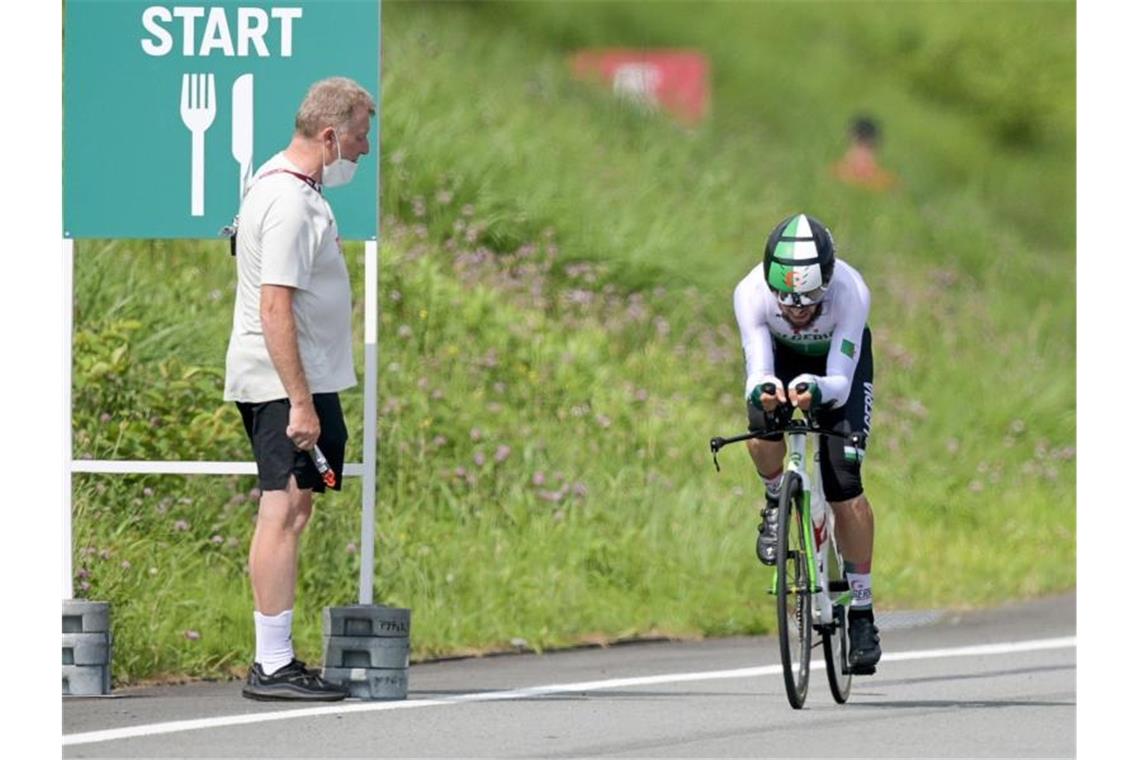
[72, 0, 1075, 683]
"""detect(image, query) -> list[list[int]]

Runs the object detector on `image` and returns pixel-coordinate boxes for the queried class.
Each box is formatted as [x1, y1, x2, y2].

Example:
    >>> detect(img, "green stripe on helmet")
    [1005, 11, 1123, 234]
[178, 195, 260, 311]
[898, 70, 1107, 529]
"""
[788, 213, 812, 238]
[773, 238, 799, 260]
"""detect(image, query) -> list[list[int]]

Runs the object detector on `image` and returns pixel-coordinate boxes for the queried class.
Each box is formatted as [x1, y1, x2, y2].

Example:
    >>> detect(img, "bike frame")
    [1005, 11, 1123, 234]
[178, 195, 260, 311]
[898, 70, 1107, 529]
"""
[767, 422, 847, 627]
[709, 416, 855, 630]
[709, 408, 862, 703]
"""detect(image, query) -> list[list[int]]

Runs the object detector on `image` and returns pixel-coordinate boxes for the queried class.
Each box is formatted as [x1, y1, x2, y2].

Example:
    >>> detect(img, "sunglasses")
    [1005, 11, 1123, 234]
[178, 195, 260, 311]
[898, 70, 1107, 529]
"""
[774, 287, 826, 307]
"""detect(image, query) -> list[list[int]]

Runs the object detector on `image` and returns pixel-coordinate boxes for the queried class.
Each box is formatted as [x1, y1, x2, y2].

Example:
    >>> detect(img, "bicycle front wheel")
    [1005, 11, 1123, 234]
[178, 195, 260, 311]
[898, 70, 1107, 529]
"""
[775, 472, 812, 709]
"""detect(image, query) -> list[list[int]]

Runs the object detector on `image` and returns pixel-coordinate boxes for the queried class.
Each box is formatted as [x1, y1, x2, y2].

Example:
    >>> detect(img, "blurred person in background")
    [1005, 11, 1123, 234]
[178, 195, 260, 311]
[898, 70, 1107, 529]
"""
[831, 115, 899, 192]
[733, 213, 882, 674]
[224, 77, 375, 701]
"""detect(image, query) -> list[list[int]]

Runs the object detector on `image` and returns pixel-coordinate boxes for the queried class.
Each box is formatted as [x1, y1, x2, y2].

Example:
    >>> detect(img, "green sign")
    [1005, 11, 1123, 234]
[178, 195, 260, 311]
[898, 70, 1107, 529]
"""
[64, 0, 379, 240]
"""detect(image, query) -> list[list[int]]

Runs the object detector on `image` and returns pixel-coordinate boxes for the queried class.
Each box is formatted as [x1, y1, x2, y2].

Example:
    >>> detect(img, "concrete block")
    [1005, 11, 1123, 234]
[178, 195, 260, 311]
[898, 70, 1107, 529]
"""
[322, 605, 410, 638]
[322, 667, 408, 700]
[323, 635, 409, 669]
[62, 600, 110, 633]
[62, 632, 111, 666]
[63, 664, 111, 696]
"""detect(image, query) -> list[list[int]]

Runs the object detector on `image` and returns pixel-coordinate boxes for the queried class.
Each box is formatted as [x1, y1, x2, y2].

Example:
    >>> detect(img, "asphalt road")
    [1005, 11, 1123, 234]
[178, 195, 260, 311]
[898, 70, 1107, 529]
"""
[63, 594, 1075, 758]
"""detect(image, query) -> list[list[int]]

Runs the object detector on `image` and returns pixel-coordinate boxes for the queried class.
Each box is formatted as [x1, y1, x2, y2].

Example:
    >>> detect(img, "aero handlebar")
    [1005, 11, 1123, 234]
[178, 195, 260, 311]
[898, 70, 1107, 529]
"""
[709, 382, 860, 472]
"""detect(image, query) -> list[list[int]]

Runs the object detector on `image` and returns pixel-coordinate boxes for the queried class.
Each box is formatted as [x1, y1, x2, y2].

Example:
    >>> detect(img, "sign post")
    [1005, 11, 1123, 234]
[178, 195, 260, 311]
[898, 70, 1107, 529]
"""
[62, 0, 382, 694]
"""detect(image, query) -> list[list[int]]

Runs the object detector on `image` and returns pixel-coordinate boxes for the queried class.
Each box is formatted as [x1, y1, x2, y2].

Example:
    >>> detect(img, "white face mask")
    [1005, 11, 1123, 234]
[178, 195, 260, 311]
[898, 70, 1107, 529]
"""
[322, 130, 357, 188]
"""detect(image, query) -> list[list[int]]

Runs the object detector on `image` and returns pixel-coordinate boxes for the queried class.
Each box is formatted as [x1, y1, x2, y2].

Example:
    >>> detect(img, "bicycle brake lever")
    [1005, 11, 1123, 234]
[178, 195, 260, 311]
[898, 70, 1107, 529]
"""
[709, 437, 723, 472]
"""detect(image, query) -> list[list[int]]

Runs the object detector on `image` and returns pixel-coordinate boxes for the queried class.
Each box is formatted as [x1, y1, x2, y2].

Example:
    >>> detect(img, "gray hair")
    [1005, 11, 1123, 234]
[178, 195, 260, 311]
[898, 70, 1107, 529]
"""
[295, 77, 376, 137]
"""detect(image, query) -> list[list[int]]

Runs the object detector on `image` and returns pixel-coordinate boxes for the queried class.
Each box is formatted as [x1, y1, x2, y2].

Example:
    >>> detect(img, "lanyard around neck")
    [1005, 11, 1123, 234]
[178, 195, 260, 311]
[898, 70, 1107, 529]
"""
[256, 168, 322, 195]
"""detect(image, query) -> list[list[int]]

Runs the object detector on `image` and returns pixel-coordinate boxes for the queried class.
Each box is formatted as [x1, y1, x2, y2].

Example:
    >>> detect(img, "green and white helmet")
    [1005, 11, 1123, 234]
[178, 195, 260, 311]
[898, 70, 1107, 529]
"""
[762, 213, 836, 306]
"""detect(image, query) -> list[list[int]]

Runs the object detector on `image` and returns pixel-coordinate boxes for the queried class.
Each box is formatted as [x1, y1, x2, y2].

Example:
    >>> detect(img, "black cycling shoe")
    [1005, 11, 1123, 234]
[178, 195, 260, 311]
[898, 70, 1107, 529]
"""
[241, 659, 349, 701]
[848, 611, 882, 675]
[755, 490, 780, 566]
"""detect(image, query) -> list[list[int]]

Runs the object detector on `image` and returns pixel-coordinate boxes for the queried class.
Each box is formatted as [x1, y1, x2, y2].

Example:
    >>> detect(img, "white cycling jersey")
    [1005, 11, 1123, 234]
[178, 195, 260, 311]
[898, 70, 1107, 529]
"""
[733, 258, 870, 407]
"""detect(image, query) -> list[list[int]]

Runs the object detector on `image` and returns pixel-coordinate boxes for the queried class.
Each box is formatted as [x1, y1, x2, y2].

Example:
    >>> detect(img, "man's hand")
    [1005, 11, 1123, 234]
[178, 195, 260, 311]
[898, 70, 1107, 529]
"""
[748, 376, 786, 412]
[286, 398, 321, 451]
[788, 374, 821, 411]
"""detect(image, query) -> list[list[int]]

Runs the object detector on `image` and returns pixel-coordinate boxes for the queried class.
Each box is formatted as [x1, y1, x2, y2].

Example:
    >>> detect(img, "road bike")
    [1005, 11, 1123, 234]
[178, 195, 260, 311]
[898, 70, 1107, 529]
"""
[709, 385, 861, 709]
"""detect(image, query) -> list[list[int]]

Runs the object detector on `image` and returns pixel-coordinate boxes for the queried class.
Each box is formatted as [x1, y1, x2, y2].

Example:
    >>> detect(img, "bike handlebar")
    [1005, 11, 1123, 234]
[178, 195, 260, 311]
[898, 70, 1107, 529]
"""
[708, 391, 859, 472]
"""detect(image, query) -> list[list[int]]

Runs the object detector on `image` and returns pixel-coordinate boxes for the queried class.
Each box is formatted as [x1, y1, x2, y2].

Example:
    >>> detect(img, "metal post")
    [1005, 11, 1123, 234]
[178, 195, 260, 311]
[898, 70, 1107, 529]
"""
[359, 239, 378, 605]
[63, 238, 74, 600]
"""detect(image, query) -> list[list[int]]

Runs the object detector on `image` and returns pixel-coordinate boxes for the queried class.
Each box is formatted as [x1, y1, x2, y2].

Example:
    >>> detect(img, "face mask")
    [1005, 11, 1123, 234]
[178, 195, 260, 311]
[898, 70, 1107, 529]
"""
[322, 130, 357, 188]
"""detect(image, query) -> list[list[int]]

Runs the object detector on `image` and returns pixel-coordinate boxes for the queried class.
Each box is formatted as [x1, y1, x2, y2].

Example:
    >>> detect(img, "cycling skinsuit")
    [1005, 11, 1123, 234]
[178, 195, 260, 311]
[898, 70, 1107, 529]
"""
[733, 258, 874, 502]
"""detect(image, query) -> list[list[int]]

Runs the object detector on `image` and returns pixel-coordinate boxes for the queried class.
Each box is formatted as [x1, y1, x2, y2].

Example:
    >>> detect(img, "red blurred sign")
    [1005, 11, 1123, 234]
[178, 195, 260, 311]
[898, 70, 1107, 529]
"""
[570, 49, 710, 126]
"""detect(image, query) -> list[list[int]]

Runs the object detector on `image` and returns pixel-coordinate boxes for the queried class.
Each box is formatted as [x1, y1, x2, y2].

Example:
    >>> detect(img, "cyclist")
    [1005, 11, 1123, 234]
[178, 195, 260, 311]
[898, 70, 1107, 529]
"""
[732, 212, 881, 674]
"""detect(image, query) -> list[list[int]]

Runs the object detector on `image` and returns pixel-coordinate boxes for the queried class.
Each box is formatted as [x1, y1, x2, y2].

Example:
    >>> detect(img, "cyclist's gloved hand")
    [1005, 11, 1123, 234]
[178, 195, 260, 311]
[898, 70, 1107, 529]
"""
[747, 376, 786, 412]
[788, 374, 822, 412]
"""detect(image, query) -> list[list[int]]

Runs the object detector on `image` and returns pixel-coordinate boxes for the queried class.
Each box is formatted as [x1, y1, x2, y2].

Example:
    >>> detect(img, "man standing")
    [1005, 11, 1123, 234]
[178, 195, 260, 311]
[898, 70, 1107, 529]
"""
[225, 77, 375, 701]
[830, 115, 899, 193]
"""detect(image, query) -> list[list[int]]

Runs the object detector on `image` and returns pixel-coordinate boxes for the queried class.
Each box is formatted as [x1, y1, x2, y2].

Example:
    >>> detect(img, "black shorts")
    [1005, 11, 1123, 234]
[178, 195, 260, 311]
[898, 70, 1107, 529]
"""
[237, 393, 348, 492]
[746, 326, 874, 502]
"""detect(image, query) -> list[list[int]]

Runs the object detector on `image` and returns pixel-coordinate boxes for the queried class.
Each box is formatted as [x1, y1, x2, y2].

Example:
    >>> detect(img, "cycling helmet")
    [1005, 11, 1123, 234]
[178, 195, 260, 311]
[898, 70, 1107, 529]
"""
[762, 213, 836, 307]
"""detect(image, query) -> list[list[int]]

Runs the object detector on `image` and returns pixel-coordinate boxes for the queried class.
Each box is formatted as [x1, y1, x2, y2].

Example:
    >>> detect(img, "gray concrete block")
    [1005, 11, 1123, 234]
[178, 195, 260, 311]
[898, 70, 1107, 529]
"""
[63, 664, 111, 696]
[321, 667, 408, 700]
[62, 632, 111, 666]
[323, 635, 410, 669]
[322, 605, 411, 638]
[62, 600, 110, 633]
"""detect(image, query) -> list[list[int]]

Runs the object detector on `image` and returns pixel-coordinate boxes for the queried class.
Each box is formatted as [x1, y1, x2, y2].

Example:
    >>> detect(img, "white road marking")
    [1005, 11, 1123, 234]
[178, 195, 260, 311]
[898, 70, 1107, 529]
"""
[63, 635, 1075, 747]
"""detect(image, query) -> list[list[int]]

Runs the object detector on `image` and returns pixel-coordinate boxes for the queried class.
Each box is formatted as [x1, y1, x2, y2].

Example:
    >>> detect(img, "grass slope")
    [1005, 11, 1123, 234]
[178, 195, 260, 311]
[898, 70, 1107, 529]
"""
[71, 1, 1075, 682]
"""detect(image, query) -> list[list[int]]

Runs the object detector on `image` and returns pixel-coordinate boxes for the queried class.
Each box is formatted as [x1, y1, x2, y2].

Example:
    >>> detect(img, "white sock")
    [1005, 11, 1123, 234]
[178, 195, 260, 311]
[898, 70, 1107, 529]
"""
[254, 609, 295, 675]
[848, 572, 873, 609]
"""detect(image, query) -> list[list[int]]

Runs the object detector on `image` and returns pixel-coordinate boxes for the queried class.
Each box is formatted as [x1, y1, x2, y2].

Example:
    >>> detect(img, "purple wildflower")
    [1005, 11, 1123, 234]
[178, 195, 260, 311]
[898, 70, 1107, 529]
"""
[494, 445, 511, 463]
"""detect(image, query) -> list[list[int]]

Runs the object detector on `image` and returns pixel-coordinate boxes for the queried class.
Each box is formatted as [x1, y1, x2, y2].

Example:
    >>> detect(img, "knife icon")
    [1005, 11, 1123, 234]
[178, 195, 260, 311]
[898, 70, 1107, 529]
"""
[231, 74, 254, 198]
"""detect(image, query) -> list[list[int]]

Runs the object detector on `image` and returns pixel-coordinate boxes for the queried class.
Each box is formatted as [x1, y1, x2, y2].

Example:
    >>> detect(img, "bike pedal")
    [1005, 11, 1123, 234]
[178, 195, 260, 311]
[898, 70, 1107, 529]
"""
[850, 665, 877, 676]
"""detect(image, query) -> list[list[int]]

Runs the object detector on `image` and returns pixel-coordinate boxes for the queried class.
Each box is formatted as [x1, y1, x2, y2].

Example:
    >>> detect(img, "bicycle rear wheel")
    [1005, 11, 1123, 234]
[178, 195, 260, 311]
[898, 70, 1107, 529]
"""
[822, 603, 852, 703]
[775, 472, 811, 709]
[820, 512, 852, 703]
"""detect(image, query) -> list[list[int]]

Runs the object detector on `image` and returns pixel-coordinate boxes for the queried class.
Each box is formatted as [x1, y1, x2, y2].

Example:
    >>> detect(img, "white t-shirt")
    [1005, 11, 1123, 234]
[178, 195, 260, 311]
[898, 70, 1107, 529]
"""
[224, 153, 357, 403]
[733, 259, 870, 407]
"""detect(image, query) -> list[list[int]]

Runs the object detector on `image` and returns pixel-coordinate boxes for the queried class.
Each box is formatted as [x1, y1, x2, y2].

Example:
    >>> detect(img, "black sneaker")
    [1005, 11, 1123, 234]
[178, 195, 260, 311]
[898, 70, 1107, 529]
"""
[755, 490, 780, 566]
[848, 611, 882, 675]
[241, 659, 349, 701]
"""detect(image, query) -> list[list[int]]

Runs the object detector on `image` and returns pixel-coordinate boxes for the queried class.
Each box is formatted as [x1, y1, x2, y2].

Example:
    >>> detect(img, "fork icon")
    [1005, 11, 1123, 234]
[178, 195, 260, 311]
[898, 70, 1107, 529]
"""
[180, 73, 216, 217]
